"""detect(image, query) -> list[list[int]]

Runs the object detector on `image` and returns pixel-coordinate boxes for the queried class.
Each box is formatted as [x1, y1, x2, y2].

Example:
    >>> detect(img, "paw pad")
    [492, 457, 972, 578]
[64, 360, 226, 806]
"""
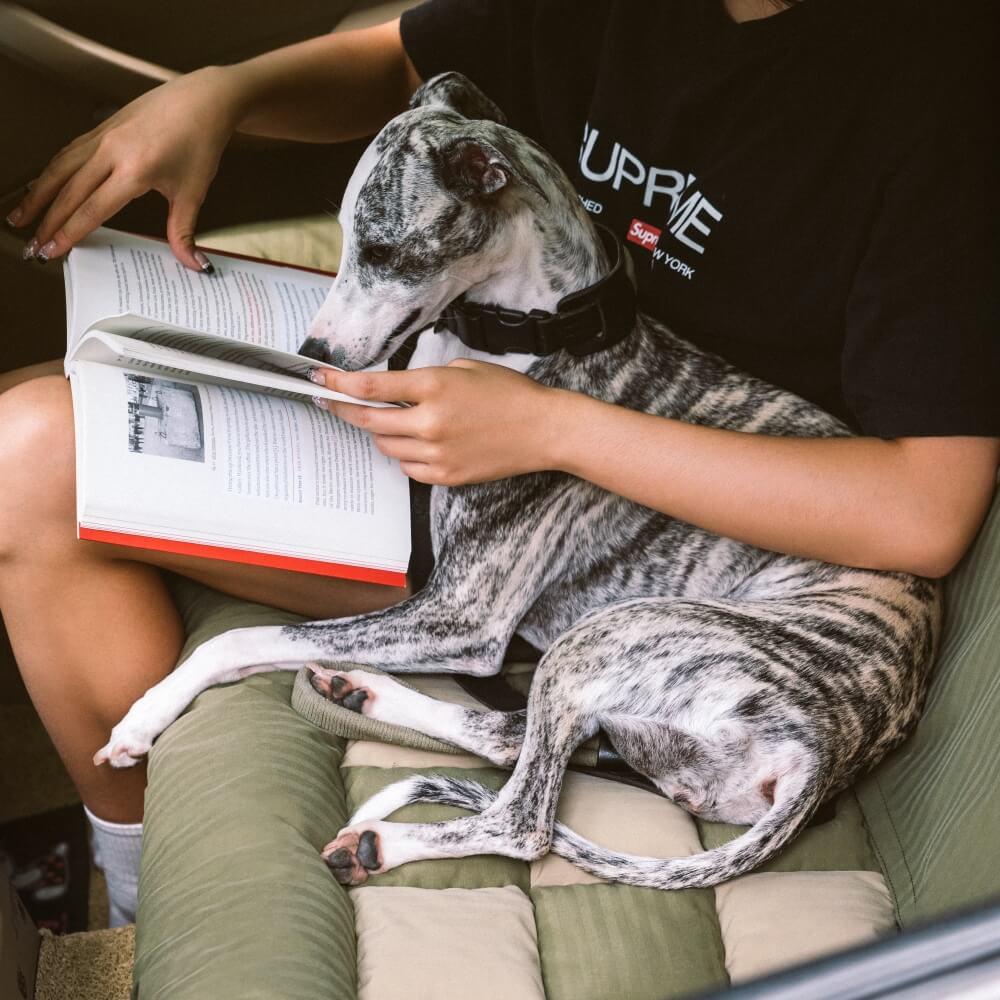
[322, 829, 382, 886]
[308, 665, 372, 715]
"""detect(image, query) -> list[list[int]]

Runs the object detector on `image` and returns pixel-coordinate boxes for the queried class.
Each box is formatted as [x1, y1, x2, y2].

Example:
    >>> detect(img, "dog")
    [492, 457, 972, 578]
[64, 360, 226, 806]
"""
[94, 73, 939, 890]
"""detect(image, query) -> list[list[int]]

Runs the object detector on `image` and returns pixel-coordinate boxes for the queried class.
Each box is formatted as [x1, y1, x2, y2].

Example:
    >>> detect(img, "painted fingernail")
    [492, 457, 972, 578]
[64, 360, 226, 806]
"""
[36, 240, 57, 264]
[312, 397, 329, 411]
[22, 238, 39, 261]
[194, 250, 215, 274]
[307, 369, 326, 386]
[5, 208, 22, 229]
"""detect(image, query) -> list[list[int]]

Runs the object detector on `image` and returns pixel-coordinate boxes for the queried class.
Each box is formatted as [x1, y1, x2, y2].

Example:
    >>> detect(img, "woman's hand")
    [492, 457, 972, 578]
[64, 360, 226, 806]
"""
[314, 360, 568, 485]
[5, 21, 420, 266]
[6, 66, 247, 270]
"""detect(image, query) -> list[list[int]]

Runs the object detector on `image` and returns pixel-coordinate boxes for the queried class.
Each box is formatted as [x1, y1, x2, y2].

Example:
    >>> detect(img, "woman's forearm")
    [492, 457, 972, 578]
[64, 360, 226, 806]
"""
[319, 364, 997, 579]
[549, 390, 999, 578]
[224, 20, 420, 143]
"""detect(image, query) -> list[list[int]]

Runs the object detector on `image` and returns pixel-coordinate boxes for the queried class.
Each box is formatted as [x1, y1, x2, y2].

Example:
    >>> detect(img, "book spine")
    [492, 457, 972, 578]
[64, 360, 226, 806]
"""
[79, 527, 407, 588]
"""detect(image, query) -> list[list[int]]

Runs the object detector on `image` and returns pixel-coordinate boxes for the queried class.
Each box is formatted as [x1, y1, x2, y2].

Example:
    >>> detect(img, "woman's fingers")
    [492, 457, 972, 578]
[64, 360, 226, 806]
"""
[399, 461, 439, 484]
[166, 188, 211, 272]
[324, 367, 439, 405]
[33, 177, 143, 263]
[7, 137, 96, 231]
[326, 399, 422, 436]
[29, 158, 113, 258]
[371, 434, 435, 463]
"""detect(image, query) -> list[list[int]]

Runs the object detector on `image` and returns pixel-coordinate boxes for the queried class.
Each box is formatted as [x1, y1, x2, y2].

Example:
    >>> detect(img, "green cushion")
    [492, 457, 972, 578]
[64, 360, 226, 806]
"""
[534, 883, 727, 1000]
[133, 579, 357, 1000]
[135, 574, 889, 998]
[199, 214, 343, 273]
[856, 484, 1000, 926]
[698, 790, 882, 875]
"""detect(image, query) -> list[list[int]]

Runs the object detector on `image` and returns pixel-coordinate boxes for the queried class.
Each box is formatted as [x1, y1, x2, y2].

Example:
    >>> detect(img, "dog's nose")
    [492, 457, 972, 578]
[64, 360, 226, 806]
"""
[298, 337, 334, 364]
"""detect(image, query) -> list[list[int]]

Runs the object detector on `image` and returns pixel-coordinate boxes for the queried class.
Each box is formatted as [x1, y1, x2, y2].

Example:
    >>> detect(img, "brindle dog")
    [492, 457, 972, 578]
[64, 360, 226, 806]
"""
[95, 73, 939, 891]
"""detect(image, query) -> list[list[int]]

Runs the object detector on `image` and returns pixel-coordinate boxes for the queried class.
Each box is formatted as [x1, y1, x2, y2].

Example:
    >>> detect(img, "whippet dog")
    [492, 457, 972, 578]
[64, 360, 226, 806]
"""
[95, 73, 939, 890]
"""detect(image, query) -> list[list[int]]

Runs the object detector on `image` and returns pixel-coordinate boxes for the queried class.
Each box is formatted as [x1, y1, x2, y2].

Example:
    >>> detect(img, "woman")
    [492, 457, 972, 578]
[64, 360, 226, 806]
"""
[1, 0, 997, 926]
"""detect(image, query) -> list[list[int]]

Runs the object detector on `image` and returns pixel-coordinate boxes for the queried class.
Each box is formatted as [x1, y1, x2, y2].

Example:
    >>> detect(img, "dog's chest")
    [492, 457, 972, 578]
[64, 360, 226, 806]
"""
[407, 328, 540, 373]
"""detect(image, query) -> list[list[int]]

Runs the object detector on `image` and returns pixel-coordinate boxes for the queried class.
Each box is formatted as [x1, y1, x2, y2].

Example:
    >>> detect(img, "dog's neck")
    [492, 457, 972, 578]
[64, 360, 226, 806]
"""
[410, 188, 614, 373]
[463, 202, 610, 316]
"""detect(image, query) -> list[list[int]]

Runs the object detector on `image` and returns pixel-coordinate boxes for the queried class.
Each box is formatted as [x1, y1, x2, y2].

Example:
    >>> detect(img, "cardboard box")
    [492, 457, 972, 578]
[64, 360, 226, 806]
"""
[0, 875, 39, 1000]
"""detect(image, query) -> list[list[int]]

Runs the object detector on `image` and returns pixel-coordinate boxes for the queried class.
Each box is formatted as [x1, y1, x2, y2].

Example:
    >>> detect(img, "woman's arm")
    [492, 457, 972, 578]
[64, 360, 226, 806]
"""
[317, 361, 1000, 579]
[554, 393, 999, 579]
[227, 21, 422, 143]
[7, 21, 421, 269]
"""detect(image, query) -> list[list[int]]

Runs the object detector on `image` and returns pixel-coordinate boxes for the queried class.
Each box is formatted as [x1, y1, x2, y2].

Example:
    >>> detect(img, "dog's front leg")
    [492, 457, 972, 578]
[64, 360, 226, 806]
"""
[92, 625, 327, 768]
[93, 577, 516, 769]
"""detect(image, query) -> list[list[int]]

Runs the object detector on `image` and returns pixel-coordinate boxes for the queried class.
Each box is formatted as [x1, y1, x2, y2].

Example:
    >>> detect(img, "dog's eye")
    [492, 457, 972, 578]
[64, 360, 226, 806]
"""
[361, 243, 394, 266]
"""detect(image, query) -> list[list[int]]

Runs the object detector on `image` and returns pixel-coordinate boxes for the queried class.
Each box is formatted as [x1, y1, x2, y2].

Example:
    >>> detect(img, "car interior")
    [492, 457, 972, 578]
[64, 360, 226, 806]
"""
[0, 3, 997, 999]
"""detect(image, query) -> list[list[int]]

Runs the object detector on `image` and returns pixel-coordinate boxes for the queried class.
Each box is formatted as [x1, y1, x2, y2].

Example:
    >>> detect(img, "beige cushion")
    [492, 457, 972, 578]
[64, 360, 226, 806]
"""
[352, 886, 545, 1000]
[406, 675, 490, 710]
[343, 740, 486, 769]
[530, 771, 702, 887]
[200, 215, 343, 273]
[715, 870, 896, 983]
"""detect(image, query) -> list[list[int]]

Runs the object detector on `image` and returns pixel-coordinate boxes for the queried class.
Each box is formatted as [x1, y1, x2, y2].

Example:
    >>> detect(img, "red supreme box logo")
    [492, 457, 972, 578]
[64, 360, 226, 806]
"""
[627, 218, 662, 251]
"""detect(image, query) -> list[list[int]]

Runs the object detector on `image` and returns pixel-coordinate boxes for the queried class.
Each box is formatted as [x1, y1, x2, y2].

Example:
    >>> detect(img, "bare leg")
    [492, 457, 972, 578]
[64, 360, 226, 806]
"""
[0, 358, 63, 394]
[0, 374, 407, 820]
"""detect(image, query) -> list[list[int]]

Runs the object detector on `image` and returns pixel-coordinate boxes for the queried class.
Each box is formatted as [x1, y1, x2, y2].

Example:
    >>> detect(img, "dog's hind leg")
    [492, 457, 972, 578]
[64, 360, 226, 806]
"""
[320, 626, 603, 884]
[318, 597, 754, 882]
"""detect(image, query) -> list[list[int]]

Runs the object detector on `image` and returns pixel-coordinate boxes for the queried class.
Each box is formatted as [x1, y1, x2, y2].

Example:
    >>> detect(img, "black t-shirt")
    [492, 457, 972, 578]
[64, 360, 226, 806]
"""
[400, 0, 998, 437]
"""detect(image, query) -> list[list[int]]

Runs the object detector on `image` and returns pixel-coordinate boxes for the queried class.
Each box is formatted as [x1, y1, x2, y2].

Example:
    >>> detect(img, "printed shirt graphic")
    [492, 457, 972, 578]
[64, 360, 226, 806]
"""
[579, 122, 724, 282]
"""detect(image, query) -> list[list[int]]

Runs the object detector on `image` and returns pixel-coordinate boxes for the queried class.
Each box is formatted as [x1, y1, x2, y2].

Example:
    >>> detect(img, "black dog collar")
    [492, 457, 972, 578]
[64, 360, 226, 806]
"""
[434, 224, 637, 357]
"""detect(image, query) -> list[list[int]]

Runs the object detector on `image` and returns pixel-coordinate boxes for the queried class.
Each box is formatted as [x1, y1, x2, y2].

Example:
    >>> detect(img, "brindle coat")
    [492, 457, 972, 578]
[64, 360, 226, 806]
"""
[95, 74, 940, 891]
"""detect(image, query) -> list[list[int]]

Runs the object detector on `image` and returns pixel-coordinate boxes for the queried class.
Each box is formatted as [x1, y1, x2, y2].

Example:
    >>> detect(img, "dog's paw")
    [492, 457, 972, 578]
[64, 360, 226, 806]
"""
[322, 826, 384, 886]
[307, 665, 374, 714]
[93, 729, 153, 769]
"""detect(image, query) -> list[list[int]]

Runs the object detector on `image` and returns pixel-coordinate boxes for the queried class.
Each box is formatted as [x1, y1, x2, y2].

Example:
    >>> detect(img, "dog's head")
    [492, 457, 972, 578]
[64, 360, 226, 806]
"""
[299, 72, 558, 370]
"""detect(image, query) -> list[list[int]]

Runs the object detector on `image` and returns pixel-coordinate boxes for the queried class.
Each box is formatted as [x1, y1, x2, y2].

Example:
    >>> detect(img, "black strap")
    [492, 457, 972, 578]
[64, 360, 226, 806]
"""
[434, 224, 637, 358]
[390, 332, 437, 592]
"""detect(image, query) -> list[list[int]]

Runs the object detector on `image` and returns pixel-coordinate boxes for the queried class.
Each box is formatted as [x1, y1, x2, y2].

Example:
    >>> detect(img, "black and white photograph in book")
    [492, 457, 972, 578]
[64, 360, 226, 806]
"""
[125, 374, 205, 463]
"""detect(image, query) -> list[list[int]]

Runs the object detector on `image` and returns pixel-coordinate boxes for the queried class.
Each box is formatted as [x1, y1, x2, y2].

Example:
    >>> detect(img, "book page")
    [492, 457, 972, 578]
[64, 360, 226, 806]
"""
[72, 329, 395, 407]
[98, 318, 337, 380]
[72, 360, 411, 574]
[66, 228, 333, 359]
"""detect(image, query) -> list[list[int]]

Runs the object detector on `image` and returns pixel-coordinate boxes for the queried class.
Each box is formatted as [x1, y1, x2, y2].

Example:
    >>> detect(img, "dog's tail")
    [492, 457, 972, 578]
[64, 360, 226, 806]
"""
[384, 765, 826, 890]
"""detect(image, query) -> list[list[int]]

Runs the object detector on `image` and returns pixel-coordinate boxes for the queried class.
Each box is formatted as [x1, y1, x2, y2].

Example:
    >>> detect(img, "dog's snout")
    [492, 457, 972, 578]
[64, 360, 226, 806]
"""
[298, 337, 334, 365]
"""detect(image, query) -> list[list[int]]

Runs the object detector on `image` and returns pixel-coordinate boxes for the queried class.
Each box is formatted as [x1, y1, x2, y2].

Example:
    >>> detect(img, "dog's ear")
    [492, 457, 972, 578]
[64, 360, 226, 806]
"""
[410, 72, 507, 125]
[438, 138, 512, 200]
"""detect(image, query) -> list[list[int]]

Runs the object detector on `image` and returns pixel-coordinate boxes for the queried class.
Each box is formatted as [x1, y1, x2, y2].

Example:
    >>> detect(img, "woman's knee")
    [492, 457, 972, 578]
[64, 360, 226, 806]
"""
[0, 375, 77, 553]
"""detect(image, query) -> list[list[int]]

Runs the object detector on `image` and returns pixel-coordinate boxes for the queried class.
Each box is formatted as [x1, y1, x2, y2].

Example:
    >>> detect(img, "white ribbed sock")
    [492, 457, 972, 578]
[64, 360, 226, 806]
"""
[84, 806, 142, 927]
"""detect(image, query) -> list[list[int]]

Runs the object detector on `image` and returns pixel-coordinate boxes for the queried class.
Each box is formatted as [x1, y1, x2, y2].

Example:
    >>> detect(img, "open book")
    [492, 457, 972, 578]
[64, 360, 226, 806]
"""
[64, 228, 411, 586]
